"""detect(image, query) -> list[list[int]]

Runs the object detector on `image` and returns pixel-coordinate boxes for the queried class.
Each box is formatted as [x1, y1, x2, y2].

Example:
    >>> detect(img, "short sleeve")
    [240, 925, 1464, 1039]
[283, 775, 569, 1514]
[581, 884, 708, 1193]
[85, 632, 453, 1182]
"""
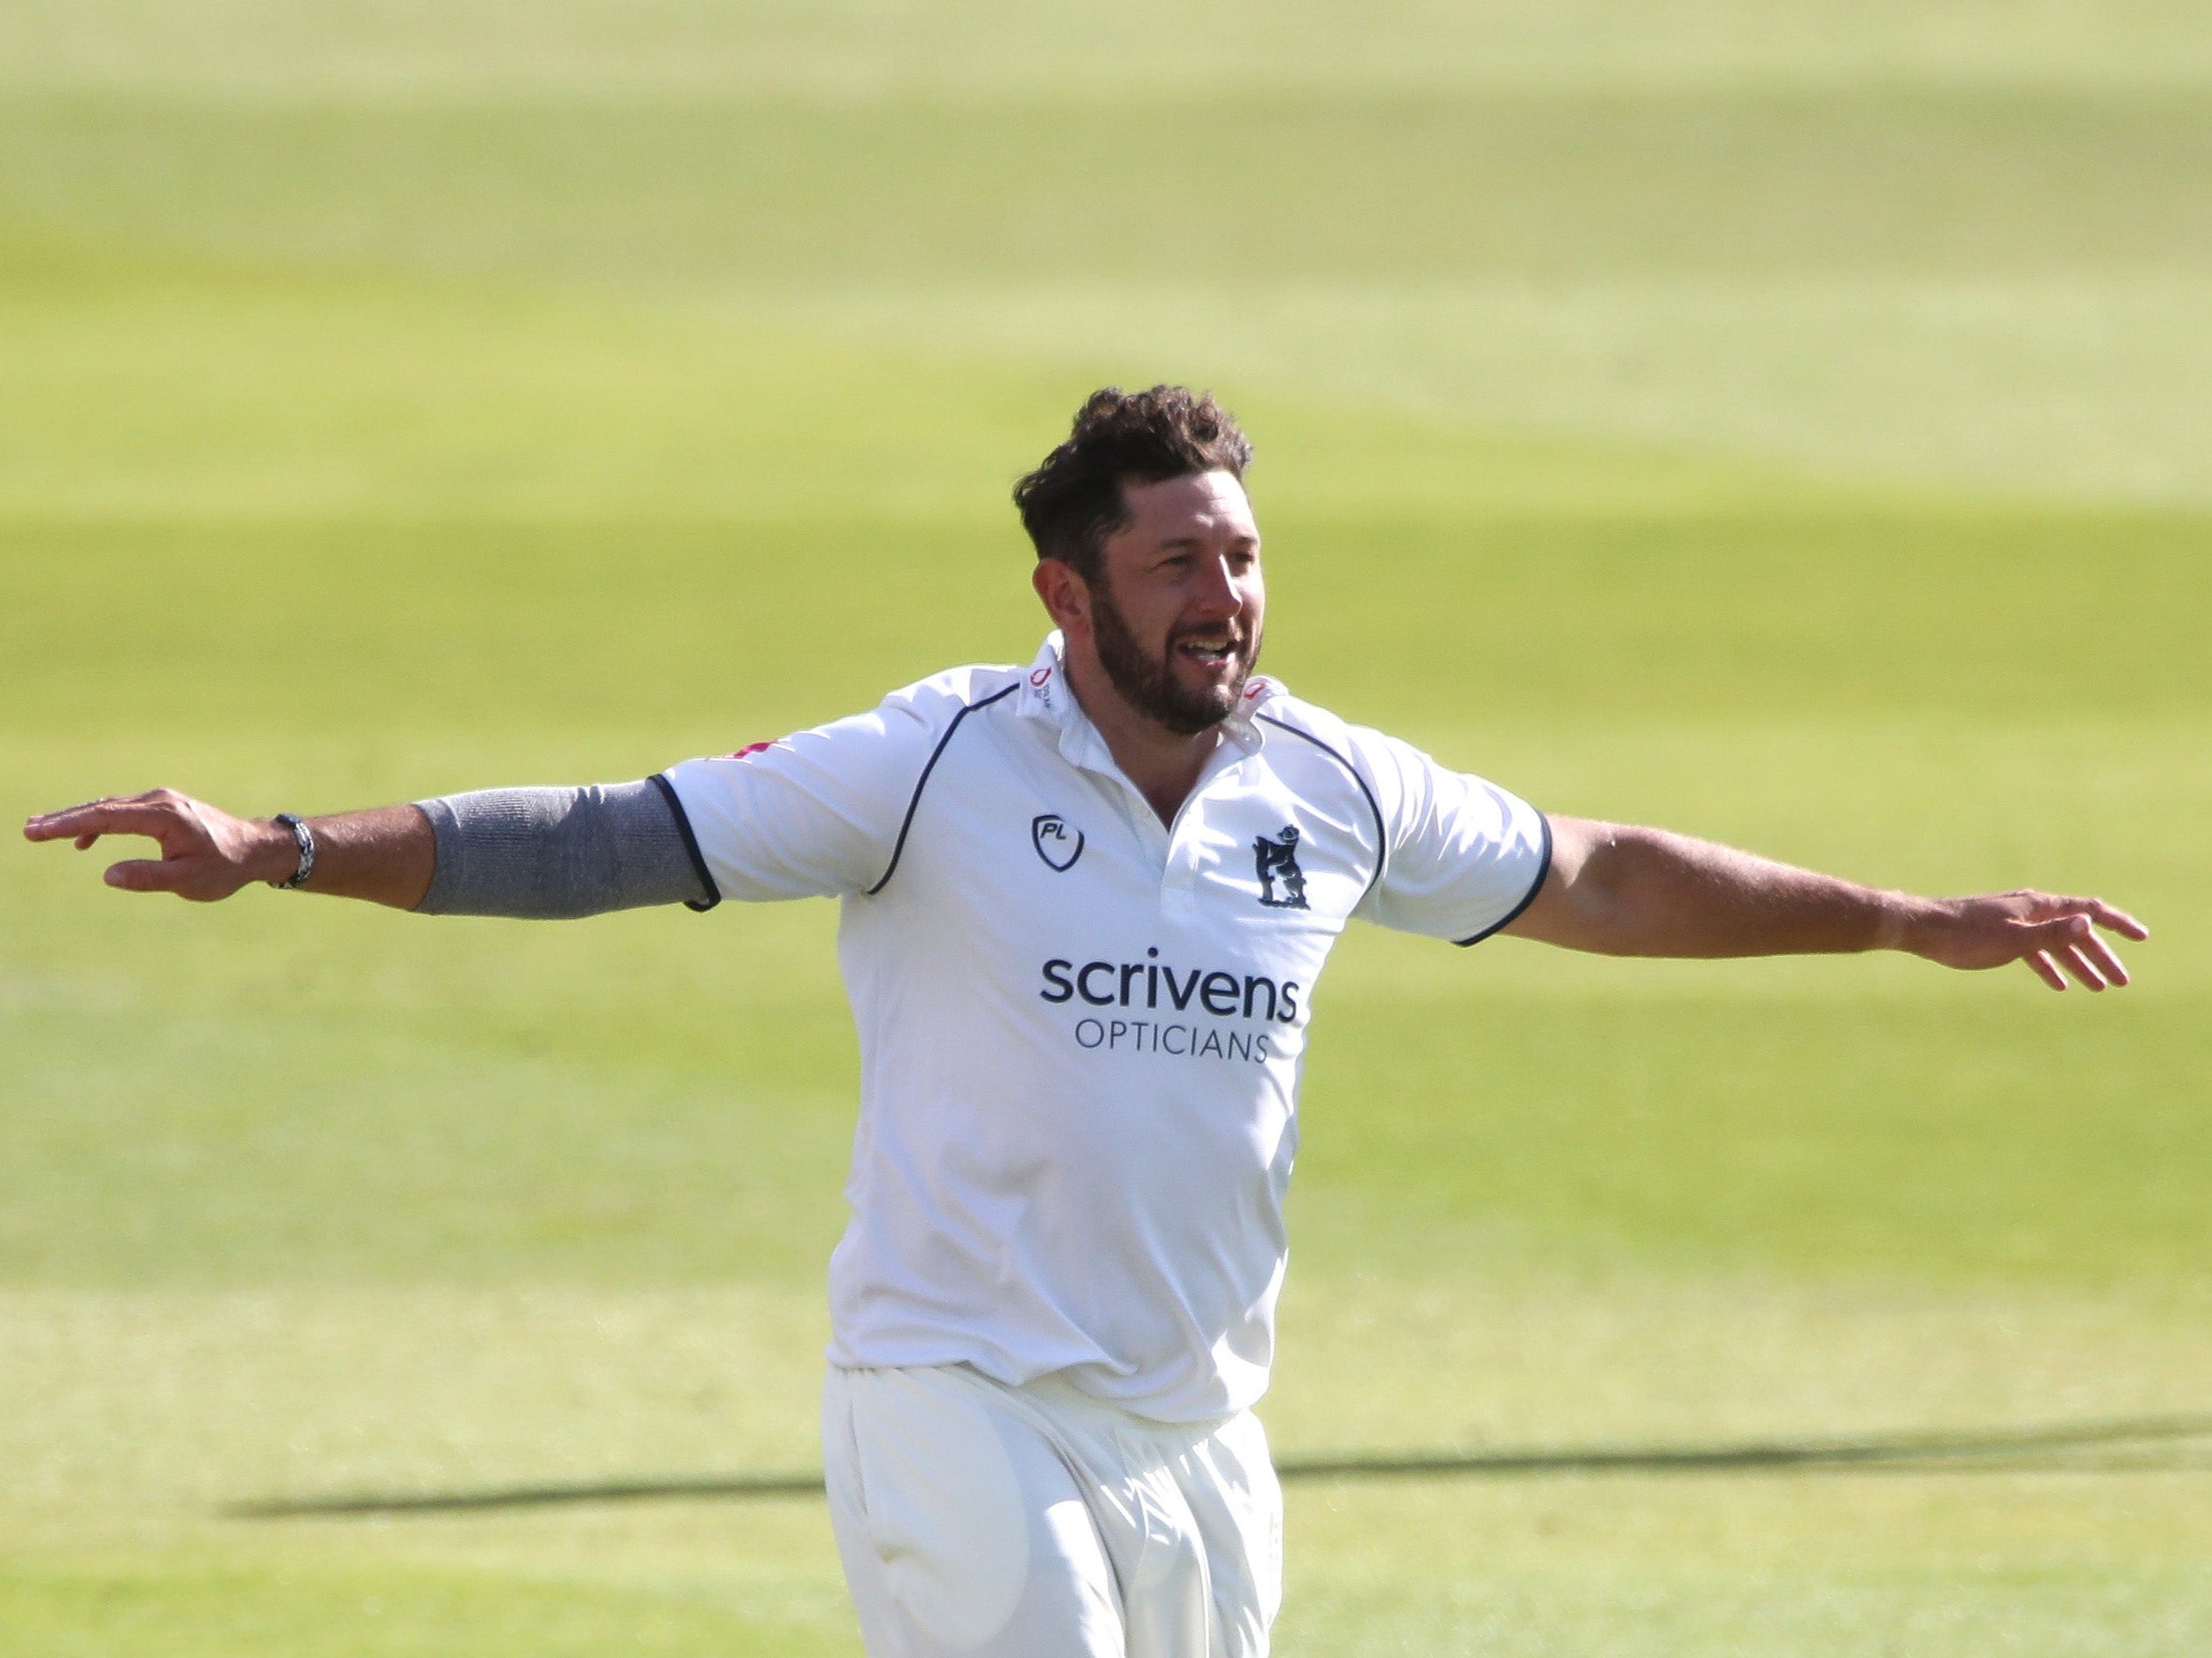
[659, 692, 946, 903]
[1352, 729, 1552, 945]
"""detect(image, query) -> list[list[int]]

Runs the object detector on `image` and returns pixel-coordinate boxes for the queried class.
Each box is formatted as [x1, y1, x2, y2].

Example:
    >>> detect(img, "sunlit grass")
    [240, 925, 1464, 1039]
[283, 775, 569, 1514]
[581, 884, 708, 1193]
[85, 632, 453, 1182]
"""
[3, 5, 2206, 1650]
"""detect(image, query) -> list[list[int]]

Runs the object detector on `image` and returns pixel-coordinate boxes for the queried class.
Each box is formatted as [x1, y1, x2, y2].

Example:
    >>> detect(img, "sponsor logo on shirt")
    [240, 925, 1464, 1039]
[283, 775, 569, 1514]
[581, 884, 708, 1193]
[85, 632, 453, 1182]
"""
[1071, 1018, 1273, 1062]
[1038, 950, 1300, 1064]
[1031, 813, 1084, 871]
[1040, 952, 1300, 1021]
[1252, 825, 1309, 910]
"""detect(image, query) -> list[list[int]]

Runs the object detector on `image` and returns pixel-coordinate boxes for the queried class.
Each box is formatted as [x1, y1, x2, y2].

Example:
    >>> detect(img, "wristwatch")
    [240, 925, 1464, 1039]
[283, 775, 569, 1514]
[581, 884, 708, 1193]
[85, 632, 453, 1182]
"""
[270, 813, 317, 890]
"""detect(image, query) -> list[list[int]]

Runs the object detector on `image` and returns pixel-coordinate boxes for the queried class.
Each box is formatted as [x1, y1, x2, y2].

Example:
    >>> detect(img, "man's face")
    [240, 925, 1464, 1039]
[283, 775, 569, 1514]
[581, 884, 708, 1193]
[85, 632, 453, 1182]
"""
[1086, 470, 1266, 736]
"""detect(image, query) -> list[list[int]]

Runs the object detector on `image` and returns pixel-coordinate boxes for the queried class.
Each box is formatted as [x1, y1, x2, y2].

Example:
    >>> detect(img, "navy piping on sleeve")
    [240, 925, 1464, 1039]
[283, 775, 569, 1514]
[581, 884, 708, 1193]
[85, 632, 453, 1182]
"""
[1253, 712, 1388, 903]
[1453, 810, 1553, 947]
[648, 772, 721, 913]
[865, 682, 1021, 897]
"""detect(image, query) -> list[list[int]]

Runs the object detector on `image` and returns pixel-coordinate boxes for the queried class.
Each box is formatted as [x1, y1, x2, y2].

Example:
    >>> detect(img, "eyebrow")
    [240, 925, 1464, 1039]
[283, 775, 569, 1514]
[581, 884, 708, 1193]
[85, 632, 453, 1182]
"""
[1156, 533, 1260, 552]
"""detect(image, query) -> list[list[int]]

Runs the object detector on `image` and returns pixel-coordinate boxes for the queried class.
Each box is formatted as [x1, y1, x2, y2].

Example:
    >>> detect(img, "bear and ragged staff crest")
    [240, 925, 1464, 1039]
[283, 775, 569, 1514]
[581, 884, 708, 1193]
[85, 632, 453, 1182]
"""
[1252, 825, 1308, 910]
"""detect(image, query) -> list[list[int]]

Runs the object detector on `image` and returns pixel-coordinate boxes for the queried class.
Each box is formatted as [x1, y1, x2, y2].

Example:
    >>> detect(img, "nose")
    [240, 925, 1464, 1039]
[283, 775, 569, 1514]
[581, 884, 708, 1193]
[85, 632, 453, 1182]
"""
[1190, 552, 1245, 618]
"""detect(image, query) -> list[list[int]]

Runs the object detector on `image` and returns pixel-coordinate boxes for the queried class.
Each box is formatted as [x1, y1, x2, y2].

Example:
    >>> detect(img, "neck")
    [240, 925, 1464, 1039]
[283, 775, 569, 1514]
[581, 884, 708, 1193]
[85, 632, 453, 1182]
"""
[1061, 646, 1222, 827]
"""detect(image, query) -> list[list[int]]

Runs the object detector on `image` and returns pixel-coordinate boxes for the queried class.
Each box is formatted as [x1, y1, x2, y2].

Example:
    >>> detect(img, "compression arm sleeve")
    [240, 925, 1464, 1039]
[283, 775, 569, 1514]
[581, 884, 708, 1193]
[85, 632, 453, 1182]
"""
[412, 781, 712, 917]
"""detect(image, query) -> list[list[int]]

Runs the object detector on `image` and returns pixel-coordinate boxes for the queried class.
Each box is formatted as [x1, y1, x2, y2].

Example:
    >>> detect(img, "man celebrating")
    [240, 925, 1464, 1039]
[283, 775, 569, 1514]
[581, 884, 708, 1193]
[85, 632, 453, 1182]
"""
[25, 387, 2146, 1657]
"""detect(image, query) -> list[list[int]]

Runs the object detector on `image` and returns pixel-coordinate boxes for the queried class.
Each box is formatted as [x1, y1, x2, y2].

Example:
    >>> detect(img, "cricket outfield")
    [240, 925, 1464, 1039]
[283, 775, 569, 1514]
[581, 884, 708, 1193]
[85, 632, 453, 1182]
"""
[4, 4, 2209, 1652]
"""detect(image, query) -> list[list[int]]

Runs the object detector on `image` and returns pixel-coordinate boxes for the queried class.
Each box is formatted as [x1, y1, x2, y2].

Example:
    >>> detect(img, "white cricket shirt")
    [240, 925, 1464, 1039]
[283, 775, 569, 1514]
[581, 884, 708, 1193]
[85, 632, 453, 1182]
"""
[662, 634, 1549, 1422]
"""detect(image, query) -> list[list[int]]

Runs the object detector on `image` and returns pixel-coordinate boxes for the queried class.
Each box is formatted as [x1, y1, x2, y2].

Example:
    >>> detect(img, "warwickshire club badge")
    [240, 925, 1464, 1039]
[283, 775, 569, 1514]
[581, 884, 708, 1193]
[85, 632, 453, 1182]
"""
[1032, 814, 1084, 871]
[1253, 825, 1309, 909]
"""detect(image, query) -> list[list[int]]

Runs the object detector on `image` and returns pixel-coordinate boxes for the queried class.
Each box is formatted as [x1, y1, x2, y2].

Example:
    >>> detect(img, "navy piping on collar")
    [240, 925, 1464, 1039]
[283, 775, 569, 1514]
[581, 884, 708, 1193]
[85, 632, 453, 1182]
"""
[1453, 810, 1553, 946]
[866, 682, 1021, 897]
[648, 772, 721, 912]
[1252, 712, 1388, 904]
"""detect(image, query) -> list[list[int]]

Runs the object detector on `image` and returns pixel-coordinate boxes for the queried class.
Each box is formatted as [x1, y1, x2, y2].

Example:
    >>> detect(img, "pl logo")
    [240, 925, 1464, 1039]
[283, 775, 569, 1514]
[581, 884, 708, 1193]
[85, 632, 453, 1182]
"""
[1032, 814, 1084, 872]
[1253, 825, 1309, 910]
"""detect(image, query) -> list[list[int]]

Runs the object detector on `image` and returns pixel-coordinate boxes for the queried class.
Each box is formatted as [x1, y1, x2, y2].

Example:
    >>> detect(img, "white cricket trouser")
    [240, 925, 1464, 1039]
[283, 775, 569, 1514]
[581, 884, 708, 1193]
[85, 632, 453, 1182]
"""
[822, 1363, 1283, 1657]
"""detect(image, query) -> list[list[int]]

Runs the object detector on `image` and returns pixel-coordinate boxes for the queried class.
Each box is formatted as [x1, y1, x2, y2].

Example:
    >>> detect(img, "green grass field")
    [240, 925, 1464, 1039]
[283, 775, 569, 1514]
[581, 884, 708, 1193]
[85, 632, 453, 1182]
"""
[4, 4, 2209, 1651]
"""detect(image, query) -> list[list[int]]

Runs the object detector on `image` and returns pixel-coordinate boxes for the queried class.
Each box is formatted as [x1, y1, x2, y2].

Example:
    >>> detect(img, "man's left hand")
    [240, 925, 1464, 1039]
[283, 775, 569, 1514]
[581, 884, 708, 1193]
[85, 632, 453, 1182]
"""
[1905, 890, 2149, 991]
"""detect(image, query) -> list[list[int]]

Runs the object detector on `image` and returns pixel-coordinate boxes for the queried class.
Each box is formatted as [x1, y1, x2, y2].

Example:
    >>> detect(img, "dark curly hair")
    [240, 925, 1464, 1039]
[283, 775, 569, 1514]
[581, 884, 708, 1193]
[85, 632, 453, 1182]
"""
[1013, 386, 1253, 585]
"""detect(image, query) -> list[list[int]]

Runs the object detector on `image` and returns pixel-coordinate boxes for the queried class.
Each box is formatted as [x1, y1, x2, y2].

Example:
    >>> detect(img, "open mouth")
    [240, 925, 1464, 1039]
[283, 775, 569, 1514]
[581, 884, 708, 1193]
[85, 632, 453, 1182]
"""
[1175, 635, 1241, 670]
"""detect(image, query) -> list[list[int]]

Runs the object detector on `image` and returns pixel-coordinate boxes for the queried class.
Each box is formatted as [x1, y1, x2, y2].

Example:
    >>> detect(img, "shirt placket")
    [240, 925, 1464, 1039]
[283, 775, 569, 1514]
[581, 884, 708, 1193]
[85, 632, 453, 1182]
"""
[1051, 711, 1260, 920]
[1159, 760, 1230, 922]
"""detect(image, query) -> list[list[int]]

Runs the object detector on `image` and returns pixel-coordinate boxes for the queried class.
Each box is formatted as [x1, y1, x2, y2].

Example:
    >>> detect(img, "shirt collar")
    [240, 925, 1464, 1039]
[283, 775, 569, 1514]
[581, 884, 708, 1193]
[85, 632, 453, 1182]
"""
[1016, 631, 1285, 759]
[1015, 631, 1075, 726]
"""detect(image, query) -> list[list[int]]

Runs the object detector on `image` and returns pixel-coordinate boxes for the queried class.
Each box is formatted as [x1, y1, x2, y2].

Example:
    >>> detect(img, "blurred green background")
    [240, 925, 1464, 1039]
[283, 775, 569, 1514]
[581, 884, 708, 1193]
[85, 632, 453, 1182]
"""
[3, 4, 2208, 1653]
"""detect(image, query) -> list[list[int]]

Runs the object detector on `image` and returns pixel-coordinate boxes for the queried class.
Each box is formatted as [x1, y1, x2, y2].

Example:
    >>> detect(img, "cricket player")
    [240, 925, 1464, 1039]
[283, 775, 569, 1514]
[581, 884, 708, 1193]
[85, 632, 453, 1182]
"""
[25, 387, 2146, 1657]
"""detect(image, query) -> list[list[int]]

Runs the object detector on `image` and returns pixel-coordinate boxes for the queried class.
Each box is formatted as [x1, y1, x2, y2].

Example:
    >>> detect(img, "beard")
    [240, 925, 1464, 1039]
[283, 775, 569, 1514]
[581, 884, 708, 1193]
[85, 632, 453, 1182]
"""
[1088, 578, 1260, 737]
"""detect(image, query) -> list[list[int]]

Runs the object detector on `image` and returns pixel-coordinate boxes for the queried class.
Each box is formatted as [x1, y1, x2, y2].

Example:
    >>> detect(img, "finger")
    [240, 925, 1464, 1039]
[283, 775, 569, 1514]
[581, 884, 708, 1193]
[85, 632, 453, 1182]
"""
[23, 810, 105, 842]
[2035, 893, 2151, 942]
[2023, 951, 2068, 991]
[2077, 932, 2131, 989]
[23, 795, 127, 830]
[2032, 912, 2099, 951]
[2054, 944, 2108, 991]
[24, 802, 182, 843]
[75, 833, 99, 850]
[2087, 901, 2150, 941]
[103, 858, 192, 893]
[2030, 913, 2108, 988]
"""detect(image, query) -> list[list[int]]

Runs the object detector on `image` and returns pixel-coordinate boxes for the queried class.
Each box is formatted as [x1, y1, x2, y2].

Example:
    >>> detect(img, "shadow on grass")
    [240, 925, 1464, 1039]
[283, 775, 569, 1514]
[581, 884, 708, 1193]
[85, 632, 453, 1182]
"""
[227, 1413, 2212, 1519]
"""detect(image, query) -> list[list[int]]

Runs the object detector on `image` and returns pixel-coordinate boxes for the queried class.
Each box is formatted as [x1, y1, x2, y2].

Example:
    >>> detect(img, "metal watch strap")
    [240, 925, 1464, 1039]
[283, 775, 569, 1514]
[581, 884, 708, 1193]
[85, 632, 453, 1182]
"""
[271, 813, 316, 890]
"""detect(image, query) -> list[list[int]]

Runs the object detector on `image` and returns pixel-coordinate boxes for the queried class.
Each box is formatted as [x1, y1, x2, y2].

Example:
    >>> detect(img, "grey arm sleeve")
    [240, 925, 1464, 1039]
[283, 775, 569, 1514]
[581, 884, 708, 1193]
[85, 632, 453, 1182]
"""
[412, 779, 715, 918]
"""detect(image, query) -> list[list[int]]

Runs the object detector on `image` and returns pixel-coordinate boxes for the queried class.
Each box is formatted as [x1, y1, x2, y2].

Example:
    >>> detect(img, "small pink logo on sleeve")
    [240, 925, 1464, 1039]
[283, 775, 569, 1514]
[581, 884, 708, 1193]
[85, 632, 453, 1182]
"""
[725, 741, 775, 760]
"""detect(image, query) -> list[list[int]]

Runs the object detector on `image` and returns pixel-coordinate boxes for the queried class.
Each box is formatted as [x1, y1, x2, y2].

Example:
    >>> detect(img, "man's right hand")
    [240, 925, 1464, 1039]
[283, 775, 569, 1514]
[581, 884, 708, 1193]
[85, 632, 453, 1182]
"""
[24, 792, 435, 908]
[24, 790, 298, 900]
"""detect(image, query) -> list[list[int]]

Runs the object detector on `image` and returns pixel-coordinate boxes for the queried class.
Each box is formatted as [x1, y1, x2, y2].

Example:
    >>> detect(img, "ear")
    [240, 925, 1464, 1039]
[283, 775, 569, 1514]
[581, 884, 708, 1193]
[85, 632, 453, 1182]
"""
[1031, 558, 1092, 638]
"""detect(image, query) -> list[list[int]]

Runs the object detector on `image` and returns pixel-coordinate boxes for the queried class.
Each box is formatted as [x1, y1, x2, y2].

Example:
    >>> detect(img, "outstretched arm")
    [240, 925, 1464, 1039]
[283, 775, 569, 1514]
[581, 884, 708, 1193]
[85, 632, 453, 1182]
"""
[1503, 815, 2147, 991]
[22, 783, 710, 915]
